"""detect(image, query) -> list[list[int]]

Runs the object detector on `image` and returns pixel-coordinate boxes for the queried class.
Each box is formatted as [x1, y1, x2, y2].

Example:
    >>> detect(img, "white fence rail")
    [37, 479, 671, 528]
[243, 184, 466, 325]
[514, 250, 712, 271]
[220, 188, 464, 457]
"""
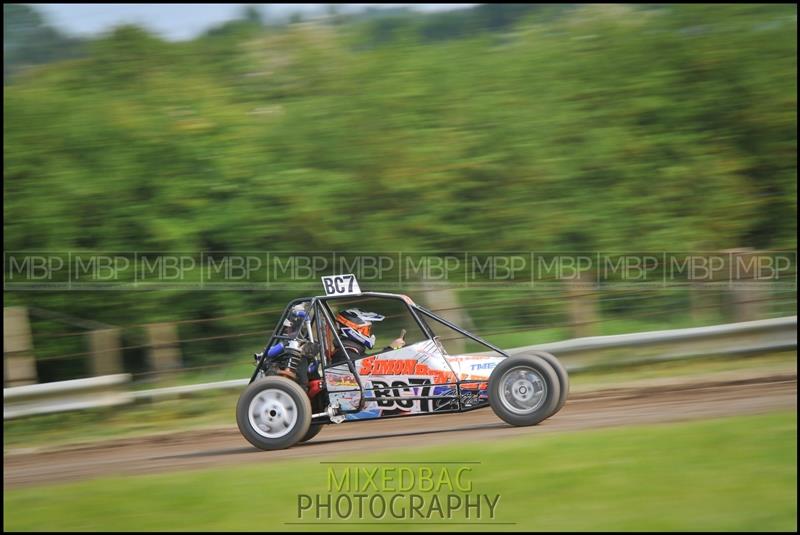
[4, 315, 796, 420]
[508, 315, 797, 371]
[3, 374, 133, 419]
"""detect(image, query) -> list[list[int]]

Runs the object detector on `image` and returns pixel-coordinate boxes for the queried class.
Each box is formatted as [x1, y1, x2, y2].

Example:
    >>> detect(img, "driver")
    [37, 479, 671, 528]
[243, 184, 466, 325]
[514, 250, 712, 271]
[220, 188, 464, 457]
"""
[330, 308, 406, 365]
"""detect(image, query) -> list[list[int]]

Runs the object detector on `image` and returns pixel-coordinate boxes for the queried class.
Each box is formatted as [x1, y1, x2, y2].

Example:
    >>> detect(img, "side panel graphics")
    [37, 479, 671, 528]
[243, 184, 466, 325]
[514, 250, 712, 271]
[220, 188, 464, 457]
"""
[325, 340, 459, 420]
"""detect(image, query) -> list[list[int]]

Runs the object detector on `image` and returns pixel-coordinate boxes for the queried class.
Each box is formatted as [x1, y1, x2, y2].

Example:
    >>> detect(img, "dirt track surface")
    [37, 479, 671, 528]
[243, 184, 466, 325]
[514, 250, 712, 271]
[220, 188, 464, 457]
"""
[4, 372, 796, 489]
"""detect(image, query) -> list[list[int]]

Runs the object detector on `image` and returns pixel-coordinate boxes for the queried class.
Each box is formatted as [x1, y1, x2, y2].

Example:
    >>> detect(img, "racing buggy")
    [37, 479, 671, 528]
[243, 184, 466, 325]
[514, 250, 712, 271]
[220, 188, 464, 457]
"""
[236, 275, 568, 450]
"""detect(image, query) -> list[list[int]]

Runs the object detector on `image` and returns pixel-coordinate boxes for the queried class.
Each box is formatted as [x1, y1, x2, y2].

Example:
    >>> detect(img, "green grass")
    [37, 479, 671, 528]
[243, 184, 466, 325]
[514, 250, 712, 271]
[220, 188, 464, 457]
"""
[2, 389, 243, 452]
[4, 411, 797, 531]
[4, 351, 796, 452]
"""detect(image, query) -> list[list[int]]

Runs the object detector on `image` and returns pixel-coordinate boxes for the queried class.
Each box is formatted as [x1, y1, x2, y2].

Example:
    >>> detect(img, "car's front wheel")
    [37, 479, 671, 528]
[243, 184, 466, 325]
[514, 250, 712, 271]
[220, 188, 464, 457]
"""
[236, 377, 311, 450]
[488, 354, 561, 427]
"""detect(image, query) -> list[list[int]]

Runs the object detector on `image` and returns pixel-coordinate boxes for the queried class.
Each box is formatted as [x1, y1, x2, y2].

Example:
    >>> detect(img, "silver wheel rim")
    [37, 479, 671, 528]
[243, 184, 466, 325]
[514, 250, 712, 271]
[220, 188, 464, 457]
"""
[248, 388, 298, 439]
[498, 366, 547, 415]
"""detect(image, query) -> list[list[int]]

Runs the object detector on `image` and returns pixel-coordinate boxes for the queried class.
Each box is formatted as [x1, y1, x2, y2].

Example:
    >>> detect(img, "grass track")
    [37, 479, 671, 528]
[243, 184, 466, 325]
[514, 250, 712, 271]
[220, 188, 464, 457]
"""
[4, 411, 797, 531]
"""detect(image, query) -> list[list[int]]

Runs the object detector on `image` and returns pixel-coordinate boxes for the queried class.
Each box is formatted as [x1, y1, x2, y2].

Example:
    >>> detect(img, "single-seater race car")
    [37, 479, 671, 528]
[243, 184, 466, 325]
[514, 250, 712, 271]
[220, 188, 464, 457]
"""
[236, 274, 568, 450]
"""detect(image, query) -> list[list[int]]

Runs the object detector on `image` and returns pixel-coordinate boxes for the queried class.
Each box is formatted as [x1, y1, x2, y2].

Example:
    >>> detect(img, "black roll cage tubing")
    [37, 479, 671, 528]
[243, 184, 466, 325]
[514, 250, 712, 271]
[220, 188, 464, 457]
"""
[249, 292, 511, 413]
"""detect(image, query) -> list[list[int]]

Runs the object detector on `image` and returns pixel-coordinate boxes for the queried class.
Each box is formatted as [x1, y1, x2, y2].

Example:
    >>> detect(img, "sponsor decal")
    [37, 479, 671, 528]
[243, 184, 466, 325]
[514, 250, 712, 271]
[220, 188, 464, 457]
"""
[461, 381, 489, 391]
[325, 371, 359, 389]
[359, 356, 455, 384]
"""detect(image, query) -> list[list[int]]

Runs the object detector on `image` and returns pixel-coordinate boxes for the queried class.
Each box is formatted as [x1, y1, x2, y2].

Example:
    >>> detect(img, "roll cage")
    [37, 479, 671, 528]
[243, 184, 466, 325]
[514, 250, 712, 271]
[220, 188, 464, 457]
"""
[250, 292, 511, 415]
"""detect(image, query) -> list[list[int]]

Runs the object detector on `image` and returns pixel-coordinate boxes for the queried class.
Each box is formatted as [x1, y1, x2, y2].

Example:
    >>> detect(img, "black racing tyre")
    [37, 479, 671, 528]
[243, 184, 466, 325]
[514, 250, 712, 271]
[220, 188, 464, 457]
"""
[488, 354, 561, 427]
[300, 424, 324, 443]
[518, 350, 569, 416]
[236, 376, 312, 450]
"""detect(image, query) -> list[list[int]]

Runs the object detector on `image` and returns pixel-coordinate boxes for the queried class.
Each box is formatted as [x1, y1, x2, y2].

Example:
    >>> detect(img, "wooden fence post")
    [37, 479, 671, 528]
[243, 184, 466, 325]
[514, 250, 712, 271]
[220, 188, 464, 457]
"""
[565, 271, 598, 338]
[4, 306, 38, 387]
[419, 284, 473, 354]
[88, 328, 123, 377]
[726, 248, 765, 323]
[146, 322, 182, 374]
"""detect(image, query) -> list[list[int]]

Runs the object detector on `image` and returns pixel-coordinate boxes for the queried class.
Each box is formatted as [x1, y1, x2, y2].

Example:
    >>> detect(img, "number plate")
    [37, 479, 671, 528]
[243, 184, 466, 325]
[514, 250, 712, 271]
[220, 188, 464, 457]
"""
[321, 274, 361, 296]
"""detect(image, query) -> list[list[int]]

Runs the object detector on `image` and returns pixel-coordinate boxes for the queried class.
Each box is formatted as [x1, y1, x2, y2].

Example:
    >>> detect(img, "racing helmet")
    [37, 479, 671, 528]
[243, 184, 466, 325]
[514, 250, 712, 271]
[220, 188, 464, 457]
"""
[335, 308, 385, 350]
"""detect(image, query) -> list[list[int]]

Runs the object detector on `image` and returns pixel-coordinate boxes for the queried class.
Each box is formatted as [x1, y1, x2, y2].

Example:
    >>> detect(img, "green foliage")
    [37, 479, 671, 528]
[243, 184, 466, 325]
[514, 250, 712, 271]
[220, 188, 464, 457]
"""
[3, 4, 797, 375]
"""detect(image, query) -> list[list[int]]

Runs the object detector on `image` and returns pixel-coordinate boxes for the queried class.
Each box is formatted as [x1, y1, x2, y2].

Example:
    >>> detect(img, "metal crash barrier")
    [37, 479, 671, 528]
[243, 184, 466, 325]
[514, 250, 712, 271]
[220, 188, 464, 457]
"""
[3, 316, 796, 420]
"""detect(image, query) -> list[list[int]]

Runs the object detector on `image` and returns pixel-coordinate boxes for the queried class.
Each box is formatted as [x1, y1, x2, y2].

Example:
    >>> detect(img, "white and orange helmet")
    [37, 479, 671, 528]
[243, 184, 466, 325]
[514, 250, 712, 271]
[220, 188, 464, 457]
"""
[335, 308, 385, 350]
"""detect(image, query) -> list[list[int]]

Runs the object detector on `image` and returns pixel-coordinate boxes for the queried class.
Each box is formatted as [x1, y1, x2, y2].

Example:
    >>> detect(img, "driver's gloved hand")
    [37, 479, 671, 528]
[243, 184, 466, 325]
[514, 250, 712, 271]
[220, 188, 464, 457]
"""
[388, 338, 406, 350]
[389, 329, 407, 350]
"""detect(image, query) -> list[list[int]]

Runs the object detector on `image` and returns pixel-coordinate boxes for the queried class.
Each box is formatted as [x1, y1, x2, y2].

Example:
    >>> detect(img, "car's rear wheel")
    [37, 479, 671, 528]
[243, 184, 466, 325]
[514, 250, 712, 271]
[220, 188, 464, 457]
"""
[488, 354, 560, 426]
[236, 377, 311, 450]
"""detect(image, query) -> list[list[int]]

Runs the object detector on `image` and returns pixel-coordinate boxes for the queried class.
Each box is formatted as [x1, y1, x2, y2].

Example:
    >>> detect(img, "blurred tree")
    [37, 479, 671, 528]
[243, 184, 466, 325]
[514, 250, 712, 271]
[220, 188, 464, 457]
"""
[3, 3, 85, 79]
[3, 3, 796, 374]
[242, 5, 264, 26]
[326, 4, 347, 26]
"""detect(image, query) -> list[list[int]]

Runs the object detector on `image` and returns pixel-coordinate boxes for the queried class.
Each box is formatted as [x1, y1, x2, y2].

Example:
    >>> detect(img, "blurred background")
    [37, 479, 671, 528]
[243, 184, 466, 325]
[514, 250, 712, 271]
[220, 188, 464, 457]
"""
[4, 3, 796, 386]
[3, 4, 797, 531]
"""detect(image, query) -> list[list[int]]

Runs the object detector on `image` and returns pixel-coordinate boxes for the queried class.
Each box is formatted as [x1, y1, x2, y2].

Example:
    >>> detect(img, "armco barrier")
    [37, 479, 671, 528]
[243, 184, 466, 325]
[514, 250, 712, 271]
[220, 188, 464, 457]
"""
[3, 373, 132, 419]
[508, 315, 797, 371]
[4, 316, 796, 419]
